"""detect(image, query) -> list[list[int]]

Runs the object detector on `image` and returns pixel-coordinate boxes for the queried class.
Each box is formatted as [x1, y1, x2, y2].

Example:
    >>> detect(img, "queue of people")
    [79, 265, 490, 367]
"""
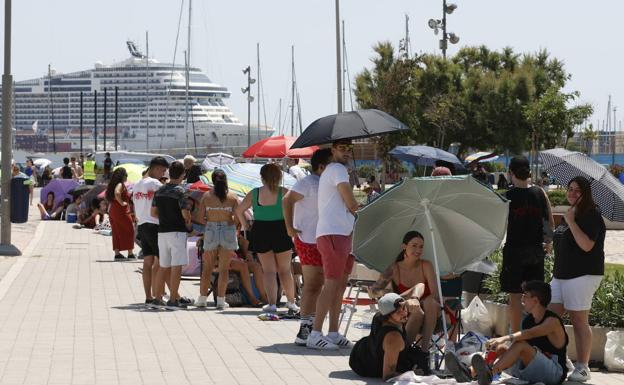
[30, 148, 606, 385]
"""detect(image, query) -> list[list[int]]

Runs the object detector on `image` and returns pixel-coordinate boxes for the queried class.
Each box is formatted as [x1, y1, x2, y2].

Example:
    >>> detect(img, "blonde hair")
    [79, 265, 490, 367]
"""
[260, 163, 282, 193]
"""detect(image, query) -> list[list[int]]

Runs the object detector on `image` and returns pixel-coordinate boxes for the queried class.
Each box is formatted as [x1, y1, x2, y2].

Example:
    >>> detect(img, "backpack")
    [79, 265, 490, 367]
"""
[211, 272, 245, 307]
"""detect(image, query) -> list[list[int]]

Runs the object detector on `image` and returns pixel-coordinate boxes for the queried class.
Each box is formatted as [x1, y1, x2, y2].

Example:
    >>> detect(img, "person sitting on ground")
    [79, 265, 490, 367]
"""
[445, 280, 568, 385]
[66, 195, 82, 216]
[367, 174, 382, 193]
[37, 192, 64, 220]
[236, 230, 268, 303]
[349, 293, 429, 380]
[80, 198, 107, 229]
[370, 231, 441, 352]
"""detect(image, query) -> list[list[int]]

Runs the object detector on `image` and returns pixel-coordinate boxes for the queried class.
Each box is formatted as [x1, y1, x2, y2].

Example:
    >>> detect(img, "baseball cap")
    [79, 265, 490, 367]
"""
[149, 156, 170, 168]
[377, 293, 404, 316]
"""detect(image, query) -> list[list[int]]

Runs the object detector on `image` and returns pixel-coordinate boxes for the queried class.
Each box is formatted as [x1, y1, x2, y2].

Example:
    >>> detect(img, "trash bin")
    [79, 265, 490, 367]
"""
[10, 176, 30, 223]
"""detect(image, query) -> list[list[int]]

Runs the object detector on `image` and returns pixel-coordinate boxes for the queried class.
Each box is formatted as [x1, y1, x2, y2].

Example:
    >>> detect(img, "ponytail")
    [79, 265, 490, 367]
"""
[212, 169, 228, 202]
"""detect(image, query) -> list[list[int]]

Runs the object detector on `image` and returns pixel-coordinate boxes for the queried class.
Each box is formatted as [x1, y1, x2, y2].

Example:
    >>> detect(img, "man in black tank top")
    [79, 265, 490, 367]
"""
[447, 281, 568, 385]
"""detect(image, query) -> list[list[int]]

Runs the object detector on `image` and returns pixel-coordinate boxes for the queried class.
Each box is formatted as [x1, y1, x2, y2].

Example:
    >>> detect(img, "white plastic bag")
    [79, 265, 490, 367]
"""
[605, 330, 624, 372]
[461, 296, 493, 337]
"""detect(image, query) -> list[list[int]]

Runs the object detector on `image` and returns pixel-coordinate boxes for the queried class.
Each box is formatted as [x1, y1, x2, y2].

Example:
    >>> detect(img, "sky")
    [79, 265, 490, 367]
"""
[2, 0, 622, 134]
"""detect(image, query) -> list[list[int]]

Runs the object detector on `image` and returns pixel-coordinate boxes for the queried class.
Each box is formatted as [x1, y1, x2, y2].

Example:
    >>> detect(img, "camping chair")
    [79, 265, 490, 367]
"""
[428, 275, 464, 370]
[339, 278, 378, 335]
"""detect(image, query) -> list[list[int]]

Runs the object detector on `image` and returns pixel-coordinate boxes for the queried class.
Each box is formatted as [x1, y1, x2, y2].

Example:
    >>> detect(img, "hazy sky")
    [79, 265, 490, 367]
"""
[3, 0, 621, 134]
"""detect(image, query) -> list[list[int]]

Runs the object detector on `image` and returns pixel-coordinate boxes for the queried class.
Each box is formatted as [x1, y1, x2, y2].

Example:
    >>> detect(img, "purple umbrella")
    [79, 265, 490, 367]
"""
[40, 179, 79, 206]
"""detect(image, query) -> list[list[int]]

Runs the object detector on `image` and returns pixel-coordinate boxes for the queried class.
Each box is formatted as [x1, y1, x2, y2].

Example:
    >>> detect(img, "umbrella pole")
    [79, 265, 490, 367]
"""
[423, 202, 449, 353]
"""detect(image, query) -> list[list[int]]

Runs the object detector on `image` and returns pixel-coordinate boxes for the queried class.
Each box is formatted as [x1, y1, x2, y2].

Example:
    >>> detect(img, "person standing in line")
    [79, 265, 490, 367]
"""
[549, 176, 605, 382]
[307, 139, 359, 350]
[24, 159, 38, 187]
[106, 168, 136, 260]
[235, 163, 299, 314]
[83, 153, 97, 186]
[196, 169, 240, 310]
[70, 156, 83, 180]
[501, 156, 554, 332]
[183, 155, 202, 184]
[287, 158, 308, 181]
[103, 152, 113, 181]
[282, 148, 333, 346]
[61, 157, 75, 180]
[132, 157, 169, 305]
[151, 161, 192, 309]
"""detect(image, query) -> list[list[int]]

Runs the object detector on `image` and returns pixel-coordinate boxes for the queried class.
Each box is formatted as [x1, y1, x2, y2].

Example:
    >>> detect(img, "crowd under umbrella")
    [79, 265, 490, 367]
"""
[69, 184, 94, 198]
[540, 148, 624, 222]
[290, 109, 409, 149]
[352, 175, 509, 347]
[242, 135, 319, 159]
[40, 179, 79, 206]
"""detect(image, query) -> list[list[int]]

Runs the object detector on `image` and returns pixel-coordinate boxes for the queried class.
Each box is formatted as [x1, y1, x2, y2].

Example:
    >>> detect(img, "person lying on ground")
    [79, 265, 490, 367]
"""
[369, 231, 441, 351]
[445, 280, 568, 385]
[349, 293, 430, 380]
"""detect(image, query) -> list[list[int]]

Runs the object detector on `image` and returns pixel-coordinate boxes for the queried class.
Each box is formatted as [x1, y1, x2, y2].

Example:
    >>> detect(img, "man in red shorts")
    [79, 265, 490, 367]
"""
[306, 140, 359, 350]
[283, 148, 333, 346]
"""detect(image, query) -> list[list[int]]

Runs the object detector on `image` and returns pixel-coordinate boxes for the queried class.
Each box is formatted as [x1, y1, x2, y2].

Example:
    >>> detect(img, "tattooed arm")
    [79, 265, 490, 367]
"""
[369, 264, 396, 299]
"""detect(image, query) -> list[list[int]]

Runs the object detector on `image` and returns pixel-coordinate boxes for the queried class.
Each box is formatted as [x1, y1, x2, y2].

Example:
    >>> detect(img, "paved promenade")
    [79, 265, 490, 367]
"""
[0, 213, 622, 384]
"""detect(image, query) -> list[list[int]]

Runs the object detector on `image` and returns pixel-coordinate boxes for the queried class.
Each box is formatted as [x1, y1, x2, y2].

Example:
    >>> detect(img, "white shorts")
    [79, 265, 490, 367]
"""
[157, 232, 188, 268]
[550, 275, 603, 311]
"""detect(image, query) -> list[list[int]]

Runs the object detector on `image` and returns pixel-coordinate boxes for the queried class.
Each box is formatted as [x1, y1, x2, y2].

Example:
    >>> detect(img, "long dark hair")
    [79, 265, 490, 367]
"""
[568, 176, 597, 219]
[105, 168, 127, 202]
[212, 169, 228, 202]
[395, 231, 424, 262]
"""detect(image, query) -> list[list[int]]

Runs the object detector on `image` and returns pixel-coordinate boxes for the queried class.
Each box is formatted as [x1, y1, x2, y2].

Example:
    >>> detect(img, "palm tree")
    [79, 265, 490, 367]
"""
[581, 124, 598, 155]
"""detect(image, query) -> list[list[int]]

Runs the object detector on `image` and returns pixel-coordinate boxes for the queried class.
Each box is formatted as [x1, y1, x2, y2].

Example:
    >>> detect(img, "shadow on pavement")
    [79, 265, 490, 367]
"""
[256, 343, 351, 356]
[329, 369, 383, 384]
[111, 303, 169, 313]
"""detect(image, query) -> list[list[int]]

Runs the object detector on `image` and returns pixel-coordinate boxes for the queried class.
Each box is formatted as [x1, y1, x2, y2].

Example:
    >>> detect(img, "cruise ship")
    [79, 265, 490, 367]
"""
[6, 42, 273, 155]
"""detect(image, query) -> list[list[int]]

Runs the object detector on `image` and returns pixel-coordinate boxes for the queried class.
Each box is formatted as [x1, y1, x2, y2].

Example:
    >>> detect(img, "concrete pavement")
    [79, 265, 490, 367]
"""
[0, 212, 622, 384]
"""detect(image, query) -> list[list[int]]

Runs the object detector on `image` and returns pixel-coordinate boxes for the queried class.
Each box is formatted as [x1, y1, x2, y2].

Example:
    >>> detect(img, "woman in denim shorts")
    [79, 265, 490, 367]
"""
[195, 170, 239, 309]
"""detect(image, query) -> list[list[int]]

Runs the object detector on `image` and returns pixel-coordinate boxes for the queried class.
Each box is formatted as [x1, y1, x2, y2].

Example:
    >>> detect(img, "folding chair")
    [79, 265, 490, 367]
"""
[427, 275, 464, 370]
[339, 278, 378, 335]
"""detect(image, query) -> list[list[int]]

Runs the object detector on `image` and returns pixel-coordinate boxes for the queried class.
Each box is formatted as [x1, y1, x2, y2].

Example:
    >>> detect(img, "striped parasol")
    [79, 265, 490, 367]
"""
[203, 163, 296, 198]
[540, 148, 624, 222]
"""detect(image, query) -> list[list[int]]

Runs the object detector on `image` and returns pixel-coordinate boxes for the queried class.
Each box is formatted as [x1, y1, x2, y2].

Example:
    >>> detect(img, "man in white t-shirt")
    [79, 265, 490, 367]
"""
[132, 156, 169, 305]
[283, 148, 333, 346]
[306, 139, 360, 350]
[288, 158, 308, 181]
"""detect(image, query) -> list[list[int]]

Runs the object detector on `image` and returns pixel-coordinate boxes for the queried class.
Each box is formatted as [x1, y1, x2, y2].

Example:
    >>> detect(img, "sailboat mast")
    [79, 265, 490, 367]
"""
[184, 50, 189, 152]
[342, 20, 347, 110]
[184, 0, 192, 153]
[257, 42, 261, 141]
[48, 64, 57, 153]
[291, 45, 295, 137]
[145, 31, 150, 151]
[335, 0, 342, 113]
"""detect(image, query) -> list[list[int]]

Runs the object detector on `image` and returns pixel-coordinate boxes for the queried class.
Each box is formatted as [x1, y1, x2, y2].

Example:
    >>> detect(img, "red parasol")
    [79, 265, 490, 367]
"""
[188, 180, 211, 192]
[242, 135, 319, 159]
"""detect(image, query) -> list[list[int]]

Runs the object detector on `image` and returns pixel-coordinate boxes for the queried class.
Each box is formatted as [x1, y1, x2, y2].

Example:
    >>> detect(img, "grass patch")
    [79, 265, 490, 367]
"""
[605, 263, 624, 276]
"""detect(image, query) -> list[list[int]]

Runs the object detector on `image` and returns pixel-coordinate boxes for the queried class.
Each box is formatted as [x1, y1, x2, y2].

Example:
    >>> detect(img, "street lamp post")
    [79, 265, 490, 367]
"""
[241, 66, 255, 148]
[428, 0, 460, 59]
[0, 0, 20, 255]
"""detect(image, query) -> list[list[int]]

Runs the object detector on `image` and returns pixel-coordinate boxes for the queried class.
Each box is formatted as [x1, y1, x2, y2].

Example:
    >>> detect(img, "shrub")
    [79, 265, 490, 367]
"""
[357, 164, 377, 180]
[547, 189, 568, 206]
[609, 164, 624, 178]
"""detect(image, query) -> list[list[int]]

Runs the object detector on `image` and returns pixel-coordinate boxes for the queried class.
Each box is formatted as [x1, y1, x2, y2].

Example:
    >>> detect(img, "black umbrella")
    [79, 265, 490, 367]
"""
[81, 184, 107, 206]
[290, 109, 409, 148]
[69, 184, 94, 197]
[540, 148, 624, 222]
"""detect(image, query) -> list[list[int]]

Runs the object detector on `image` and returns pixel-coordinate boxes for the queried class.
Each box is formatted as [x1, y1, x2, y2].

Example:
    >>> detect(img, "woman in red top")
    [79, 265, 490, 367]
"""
[106, 168, 135, 260]
[370, 231, 441, 351]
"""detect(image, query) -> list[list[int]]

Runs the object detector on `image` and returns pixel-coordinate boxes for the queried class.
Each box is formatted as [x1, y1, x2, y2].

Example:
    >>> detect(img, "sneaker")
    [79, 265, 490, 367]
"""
[144, 298, 156, 306]
[179, 296, 195, 306]
[150, 299, 167, 309]
[262, 304, 277, 313]
[568, 365, 591, 382]
[327, 333, 354, 349]
[285, 301, 300, 313]
[114, 253, 125, 260]
[195, 295, 208, 307]
[216, 299, 230, 310]
[166, 299, 187, 309]
[127, 254, 136, 259]
[444, 352, 472, 383]
[471, 354, 493, 385]
[295, 323, 312, 346]
[306, 333, 339, 350]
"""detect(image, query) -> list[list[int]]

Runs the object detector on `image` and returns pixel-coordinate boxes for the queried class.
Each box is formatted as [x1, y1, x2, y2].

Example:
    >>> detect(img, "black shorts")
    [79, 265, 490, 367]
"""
[249, 220, 293, 254]
[500, 245, 545, 293]
[138, 223, 159, 257]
